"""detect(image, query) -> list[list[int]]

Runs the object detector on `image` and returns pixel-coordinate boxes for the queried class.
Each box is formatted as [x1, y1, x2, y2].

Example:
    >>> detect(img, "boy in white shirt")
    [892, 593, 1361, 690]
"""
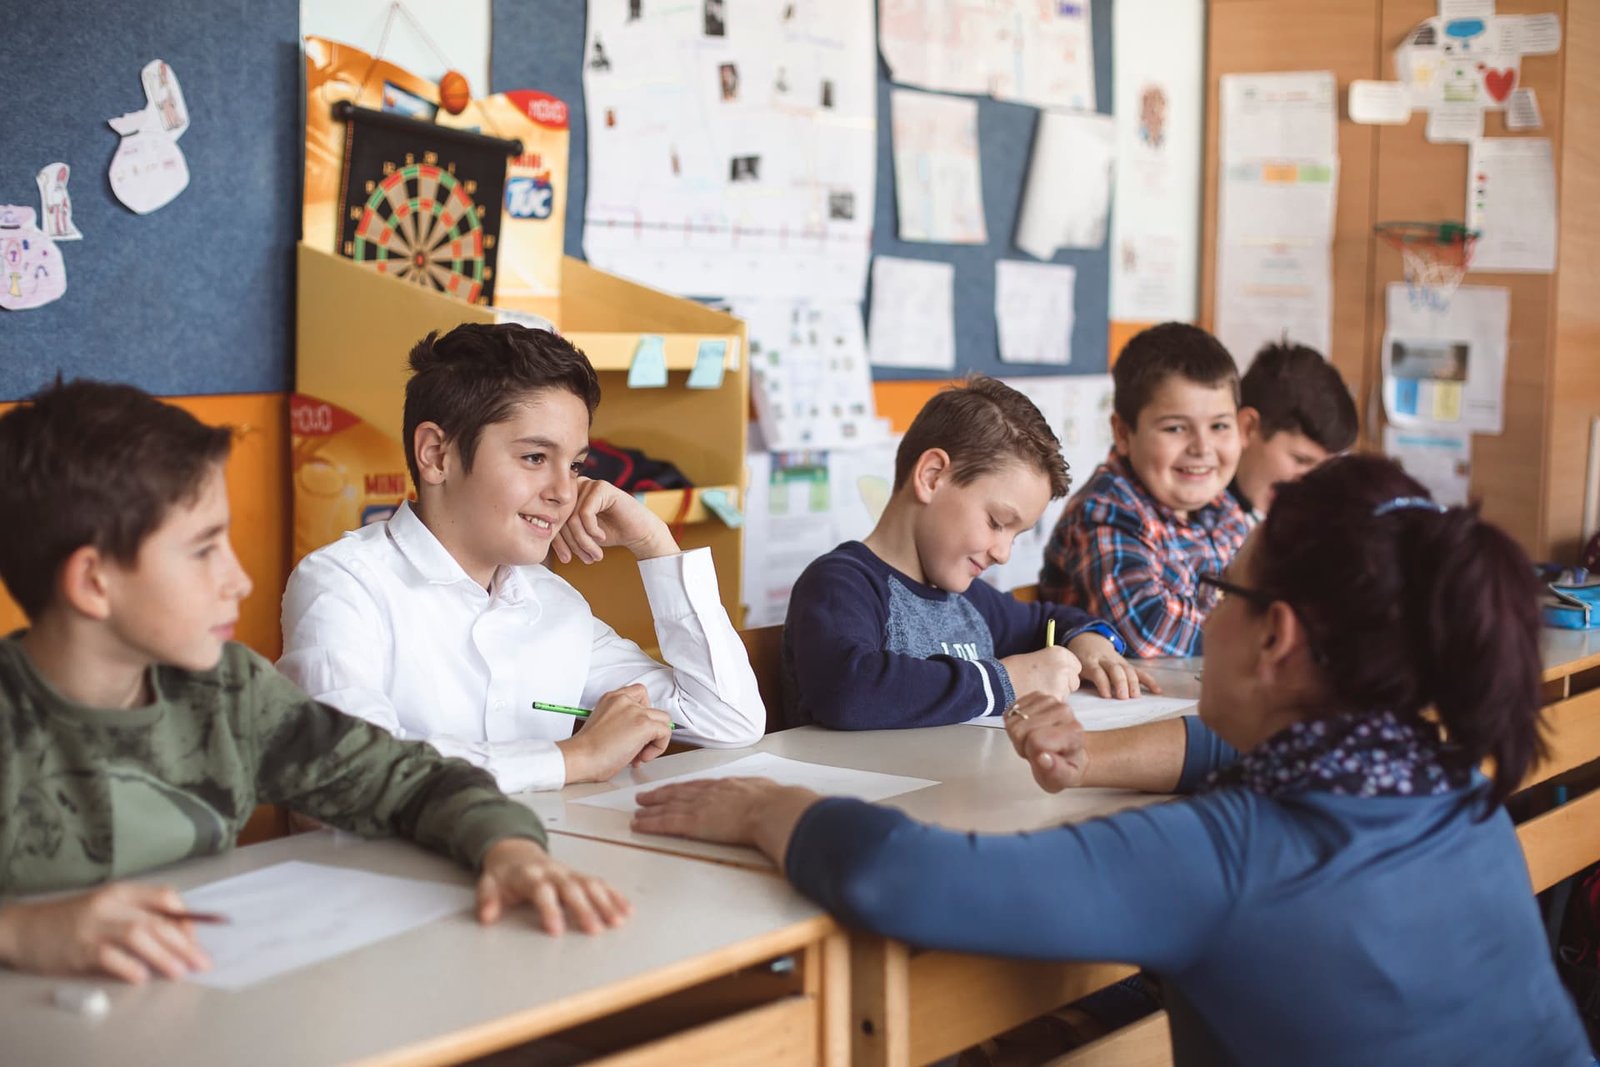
[278, 323, 764, 792]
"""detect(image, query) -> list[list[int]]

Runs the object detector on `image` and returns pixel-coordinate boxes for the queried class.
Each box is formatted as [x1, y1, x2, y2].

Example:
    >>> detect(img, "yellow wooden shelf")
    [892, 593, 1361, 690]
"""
[636, 485, 742, 526]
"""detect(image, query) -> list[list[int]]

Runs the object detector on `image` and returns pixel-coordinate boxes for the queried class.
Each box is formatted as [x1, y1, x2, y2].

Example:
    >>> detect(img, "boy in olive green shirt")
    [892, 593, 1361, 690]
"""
[0, 380, 628, 985]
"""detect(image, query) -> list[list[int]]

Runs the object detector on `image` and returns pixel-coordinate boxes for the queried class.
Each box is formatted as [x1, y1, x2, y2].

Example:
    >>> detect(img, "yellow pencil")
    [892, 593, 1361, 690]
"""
[1045, 618, 1056, 649]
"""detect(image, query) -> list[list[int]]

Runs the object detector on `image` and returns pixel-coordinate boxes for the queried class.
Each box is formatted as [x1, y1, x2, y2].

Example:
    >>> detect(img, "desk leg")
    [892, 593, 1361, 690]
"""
[804, 929, 852, 1067]
[851, 934, 911, 1067]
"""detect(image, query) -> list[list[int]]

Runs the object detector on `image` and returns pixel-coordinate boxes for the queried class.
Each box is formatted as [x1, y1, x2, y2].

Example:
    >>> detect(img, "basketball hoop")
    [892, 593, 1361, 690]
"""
[1375, 221, 1478, 312]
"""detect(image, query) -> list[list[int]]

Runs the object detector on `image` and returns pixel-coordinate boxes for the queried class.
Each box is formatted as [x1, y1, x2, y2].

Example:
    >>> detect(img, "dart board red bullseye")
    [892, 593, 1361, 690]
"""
[352, 162, 488, 304]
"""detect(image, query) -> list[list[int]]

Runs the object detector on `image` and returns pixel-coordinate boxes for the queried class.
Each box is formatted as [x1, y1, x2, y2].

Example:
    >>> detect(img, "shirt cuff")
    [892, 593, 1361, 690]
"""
[481, 742, 568, 793]
[982, 658, 1016, 715]
[1063, 620, 1127, 655]
[636, 546, 718, 621]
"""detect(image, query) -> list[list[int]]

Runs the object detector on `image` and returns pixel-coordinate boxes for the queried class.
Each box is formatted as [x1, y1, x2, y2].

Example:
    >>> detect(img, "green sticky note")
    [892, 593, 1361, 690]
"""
[687, 339, 728, 389]
[627, 335, 668, 388]
[699, 488, 744, 528]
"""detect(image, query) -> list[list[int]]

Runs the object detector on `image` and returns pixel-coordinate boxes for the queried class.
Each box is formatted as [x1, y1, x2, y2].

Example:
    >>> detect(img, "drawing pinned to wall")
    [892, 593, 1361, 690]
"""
[994, 260, 1075, 365]
[108, 59, 191, 215]
[867, 256, 956, 370]
[0, 206, 66, 312]
[879, 0, 1095, 112]
[1015, 110, 1114, 261]
[583, 0, 876, 301]
[34, 164, 81, 241]
[890, 89, 987, 245]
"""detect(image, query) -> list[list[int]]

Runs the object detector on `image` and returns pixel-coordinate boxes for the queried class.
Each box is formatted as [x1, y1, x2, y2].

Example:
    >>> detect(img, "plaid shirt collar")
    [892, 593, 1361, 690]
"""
[1104, 451, 1240, 531]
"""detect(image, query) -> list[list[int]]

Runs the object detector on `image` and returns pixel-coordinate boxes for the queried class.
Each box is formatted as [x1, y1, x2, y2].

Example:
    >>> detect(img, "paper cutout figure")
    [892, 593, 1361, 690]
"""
[627, 334, 669, 387]
[0, 206, 66, 311]
[687, 339, 728, 389]
[34, 163, 81, 241]
[108, 59, 191, 214]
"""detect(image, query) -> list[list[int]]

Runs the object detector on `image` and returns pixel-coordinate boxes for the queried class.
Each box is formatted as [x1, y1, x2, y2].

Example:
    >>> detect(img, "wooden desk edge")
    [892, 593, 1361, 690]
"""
[347, 913, 841, 1067]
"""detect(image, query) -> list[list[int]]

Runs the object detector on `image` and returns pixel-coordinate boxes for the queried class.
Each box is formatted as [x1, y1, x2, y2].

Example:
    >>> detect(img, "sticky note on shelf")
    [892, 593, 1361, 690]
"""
[627, 335, 668, 388]
[687, 339, 728, 389]
[699, 488, 744, 528]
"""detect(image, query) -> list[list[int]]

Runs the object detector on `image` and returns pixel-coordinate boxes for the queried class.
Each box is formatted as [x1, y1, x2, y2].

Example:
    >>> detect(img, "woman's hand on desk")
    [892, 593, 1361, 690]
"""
[552, 477, 680, 565]
[0, 881, 211, 984]
[1004, 693, 1090, 793]
[477, 837, 632, 936]
[630, 778, 821, 870]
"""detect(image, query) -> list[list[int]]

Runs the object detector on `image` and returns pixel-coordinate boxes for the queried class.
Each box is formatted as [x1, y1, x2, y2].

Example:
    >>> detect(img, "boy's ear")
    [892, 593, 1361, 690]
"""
[58, 545, 114, 622]
[1110, 411, 1134, 457]
[413, 422, 451, 486]
[1238, 406, 1261, 445]
[909, 448, 952, 503]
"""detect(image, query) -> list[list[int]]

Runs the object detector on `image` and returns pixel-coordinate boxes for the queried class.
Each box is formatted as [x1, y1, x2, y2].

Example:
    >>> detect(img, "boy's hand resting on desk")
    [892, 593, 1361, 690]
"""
[1004, 693, 1090, 793]
[556, 684, 674, 783]
[477, 838, 632, 936]
[999, 644, 1083, 700]
[553, 477, 680, 565]
[630, 778, 822, 870]
[0, 882, 212, 983]
[1064, 632, 1160, 700]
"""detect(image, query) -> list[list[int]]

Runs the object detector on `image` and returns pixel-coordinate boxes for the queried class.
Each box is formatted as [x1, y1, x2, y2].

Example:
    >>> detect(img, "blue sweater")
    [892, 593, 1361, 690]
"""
[781, 541, 1120, 730]
[784, 716, 1590, 1066]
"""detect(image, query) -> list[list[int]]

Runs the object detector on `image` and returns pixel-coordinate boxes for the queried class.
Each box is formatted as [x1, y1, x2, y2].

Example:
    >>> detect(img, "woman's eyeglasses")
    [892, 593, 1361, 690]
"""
[1197, 571, 1275, 608]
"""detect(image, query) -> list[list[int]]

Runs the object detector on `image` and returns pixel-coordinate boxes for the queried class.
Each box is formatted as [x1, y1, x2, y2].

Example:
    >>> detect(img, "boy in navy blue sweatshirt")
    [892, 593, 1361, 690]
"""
[782, 377, 1153, 730]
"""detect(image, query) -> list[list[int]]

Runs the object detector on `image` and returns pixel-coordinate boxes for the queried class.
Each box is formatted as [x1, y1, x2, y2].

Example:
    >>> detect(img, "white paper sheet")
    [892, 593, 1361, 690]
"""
[1381, 283, 1508, 434]
[1109, 0, 1204, 323]
[1348, 80, 1414, 125]
[966, 692, 1196, 731]
[1383, 425, 1472, 507]
[1468, 137, 1557, 272]
[868, 256, 956, 370]
[1425, 102, 1483, 142]
[891, 89, 987, 245]
[576, 752, 938, 812]
[995, 261, 1075, 365]
[300, 0, 491, 94]
[878, 0, 1095, 112]
[107, 59, 190, 215]
[182, 861, 474, 991]
[582, 0, 876, 301]
[739, 300, 886, 452]
[1016, 110, 1115, 260]
[1215, 72, 1338, 369]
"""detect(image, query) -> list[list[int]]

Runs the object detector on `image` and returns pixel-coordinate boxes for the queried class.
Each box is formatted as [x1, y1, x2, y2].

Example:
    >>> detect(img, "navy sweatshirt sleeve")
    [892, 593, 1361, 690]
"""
[785, 550, 1015, 729]
[1176, 715, 1240, 793]
[966, 579, 1125, 658]
[784, 795, 1238, 971]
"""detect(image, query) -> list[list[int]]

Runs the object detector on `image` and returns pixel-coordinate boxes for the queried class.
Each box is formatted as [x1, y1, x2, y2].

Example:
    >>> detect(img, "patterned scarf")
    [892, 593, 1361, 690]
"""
[1203, 709, 1472, 799]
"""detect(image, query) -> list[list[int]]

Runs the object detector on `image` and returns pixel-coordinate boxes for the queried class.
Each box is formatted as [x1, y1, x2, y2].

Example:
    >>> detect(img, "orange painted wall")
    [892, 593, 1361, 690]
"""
[0, 393, 291, 660]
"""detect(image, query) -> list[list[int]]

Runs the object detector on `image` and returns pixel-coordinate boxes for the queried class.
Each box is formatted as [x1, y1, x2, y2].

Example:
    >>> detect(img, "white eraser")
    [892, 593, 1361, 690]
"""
[52, 985, 110, 1018]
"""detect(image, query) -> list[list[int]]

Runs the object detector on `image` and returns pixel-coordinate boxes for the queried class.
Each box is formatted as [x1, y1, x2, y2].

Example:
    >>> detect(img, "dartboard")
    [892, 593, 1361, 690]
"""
[350, 161, 491, 304]
[335, 102, 518, 306]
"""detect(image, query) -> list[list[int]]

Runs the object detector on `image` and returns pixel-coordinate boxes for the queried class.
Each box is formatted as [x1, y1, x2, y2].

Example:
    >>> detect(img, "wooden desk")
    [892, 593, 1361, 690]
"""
[1519, 628, 1600, 893]
[533, 671, 1202, 1067]
[0, 833, 847, 1067]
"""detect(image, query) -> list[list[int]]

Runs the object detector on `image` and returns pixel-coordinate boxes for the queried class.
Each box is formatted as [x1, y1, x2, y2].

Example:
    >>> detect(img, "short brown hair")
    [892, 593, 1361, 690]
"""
[894, 376, 1070, 497]
[402, 322, 602, 489]
[1242, 341, 1358, 453]
[0, 379, 233, 619]
[1112, 322, 1238, 427]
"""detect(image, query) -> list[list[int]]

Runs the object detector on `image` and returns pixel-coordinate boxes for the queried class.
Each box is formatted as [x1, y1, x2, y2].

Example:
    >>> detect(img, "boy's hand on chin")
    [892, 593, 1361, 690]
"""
[553, 478, 680, 565]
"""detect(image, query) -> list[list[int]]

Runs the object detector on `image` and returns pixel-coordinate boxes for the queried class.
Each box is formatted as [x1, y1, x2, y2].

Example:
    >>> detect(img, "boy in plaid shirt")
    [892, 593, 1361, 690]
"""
[1040, 324, 1250, 657]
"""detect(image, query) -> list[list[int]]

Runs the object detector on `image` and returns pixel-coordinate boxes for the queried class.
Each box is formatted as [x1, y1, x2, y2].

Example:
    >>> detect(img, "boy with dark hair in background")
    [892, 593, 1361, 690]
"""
[1230, 341, 1359, 521]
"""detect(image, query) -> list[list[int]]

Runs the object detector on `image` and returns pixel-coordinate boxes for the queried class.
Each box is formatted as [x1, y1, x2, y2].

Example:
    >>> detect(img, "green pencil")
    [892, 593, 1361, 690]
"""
[533, 700, 679, 729]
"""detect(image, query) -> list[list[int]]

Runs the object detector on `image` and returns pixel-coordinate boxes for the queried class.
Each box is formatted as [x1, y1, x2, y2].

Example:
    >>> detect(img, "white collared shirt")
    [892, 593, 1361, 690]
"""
[277, 502, 764, 792]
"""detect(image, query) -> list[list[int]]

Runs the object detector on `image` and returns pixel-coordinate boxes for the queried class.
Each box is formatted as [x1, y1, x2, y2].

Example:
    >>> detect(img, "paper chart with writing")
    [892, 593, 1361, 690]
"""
[879, 0, 1095, 112]
[891, 89, 986, 245]
[183, 861, 474, 990]
[966, 692, 1196, 732]
[575, 752, 937, 812]
[738, 299, 887, 451]
[868, 256, 956, 370]
[1381, 283, 1508, 434]
[583, 0, 876, 301]
[1468, 137, 1557, 273]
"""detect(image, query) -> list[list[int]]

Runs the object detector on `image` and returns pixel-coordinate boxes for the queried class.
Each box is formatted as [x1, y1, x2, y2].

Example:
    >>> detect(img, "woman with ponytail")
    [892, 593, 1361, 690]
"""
[631, 455, 1591, 1066]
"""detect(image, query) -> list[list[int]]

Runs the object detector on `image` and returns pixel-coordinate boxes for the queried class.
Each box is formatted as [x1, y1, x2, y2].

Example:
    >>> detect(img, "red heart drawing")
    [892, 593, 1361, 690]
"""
[1484, 68, 1516, 103]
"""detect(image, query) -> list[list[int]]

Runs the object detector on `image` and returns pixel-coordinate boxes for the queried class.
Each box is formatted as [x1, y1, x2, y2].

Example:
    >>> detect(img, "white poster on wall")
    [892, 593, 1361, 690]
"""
[1108, 0, 1204, 324]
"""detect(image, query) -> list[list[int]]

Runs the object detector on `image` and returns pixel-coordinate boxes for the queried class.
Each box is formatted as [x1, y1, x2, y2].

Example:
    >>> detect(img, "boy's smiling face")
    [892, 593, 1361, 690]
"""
[1114, 375, 1241, 518]
[101, 462, 253, 673]
[912, 457, 1052, 593]
[1235, 417, 1329, 514]
[419, 387, 590, 583]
